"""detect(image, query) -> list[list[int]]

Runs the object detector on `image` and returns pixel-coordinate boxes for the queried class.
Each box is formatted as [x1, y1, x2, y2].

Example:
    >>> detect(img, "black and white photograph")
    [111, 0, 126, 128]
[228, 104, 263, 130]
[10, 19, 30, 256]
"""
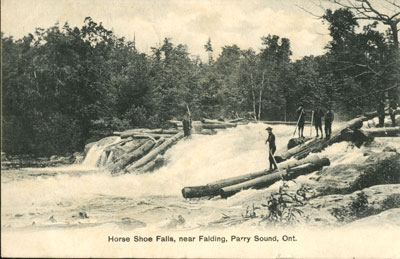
[1, 0, 400, 257]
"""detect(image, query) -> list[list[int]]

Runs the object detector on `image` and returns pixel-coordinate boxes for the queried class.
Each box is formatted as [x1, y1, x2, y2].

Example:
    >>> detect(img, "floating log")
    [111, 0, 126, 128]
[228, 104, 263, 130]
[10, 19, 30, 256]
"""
[220, 157, 330, 198]
[181, 155, 321, 198]
[260, 121, 311, 125]
[228, 118, 245, 123]
[126, 132, 184, 173]
[115, 128, 180, 137]
[202, 118, 237, 127]
[108, 140, 155, 174]
[364, 109, 400, 120]
[202, 124, 228, 129]
[360, 127, 400, 138]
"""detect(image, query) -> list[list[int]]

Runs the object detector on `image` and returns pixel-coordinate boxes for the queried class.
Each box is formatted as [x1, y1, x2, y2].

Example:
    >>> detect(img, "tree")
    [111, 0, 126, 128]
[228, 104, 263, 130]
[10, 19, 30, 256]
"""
[204, 37, 214, 65]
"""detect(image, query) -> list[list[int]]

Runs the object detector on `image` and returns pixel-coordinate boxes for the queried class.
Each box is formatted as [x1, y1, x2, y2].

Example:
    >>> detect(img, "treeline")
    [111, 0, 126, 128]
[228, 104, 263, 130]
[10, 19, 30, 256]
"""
[2, 9, 399, 156]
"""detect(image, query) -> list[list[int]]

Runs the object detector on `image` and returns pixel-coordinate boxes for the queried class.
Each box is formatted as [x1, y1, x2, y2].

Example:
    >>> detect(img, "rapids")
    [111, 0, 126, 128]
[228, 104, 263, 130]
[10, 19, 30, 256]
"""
[2, 122, 398, 232]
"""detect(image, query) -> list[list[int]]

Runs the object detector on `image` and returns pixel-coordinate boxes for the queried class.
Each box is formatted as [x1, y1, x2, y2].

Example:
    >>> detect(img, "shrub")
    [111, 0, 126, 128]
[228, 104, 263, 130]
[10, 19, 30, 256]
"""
[350, 157, 400, 192]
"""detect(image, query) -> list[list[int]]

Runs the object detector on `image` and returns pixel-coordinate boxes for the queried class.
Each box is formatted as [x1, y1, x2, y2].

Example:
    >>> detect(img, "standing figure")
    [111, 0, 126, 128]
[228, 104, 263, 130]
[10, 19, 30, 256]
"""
[377, 101, 385, 128]
[265, 127, 277, 171]
[296, 105, 306, 138]
[389, 101, 397, 127]
[182, 113, 192, 137]
[325, 108, 334, 139]
[314, 107, 324, 139]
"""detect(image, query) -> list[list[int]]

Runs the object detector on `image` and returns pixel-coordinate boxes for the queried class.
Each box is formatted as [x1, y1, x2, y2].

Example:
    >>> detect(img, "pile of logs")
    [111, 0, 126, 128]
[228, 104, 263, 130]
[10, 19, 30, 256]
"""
[181, 155, 330, 199]
[85, 130, 184, 176]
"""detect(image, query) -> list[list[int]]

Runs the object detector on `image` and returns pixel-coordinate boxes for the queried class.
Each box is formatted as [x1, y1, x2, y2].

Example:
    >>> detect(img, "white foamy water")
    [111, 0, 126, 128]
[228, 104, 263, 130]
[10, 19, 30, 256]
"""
[2, 122, 395, 233]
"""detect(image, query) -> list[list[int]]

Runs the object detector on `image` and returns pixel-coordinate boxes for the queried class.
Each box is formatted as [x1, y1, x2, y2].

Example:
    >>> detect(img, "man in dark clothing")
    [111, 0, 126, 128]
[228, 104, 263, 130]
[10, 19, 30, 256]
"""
[296, 106, 306, 138]
[377, 101, 385, 127]
[325, 108, 334, 139]
[182, 113, 192, 137]
[265, 127, 277, 171]
[389, 101, 397, 127]
[314, 107, 324, 139]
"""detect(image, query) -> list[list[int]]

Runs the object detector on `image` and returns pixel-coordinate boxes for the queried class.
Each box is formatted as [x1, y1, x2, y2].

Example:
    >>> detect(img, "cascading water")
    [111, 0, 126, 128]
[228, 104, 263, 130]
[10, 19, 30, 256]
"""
[81, 136, 121, 168]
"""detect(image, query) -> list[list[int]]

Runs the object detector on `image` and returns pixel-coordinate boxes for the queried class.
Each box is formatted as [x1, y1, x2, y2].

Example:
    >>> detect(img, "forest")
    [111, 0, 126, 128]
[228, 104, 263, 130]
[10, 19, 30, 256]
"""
[2, 3, 399, 157]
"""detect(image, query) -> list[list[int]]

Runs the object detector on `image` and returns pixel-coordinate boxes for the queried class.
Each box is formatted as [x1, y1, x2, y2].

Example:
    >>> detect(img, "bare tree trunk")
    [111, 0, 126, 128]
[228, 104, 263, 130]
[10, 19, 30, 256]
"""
[250, 73, 257, 121]
[258, 71, 265, 120]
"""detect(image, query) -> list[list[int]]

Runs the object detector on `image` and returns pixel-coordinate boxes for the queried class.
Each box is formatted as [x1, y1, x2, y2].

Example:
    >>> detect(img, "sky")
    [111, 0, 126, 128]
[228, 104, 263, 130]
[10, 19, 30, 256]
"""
[1, 0, 339, 61]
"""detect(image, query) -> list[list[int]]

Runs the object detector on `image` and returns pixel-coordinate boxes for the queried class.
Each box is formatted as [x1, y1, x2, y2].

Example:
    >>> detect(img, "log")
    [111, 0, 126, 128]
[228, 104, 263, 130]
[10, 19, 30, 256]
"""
[220, 157, 330, 198]
[202, 123, 237, 129]
[120, 133, 176, 139]
[181, 155, 321, 198]
[120, 139, 147, 153]
[259, 121, 311, 125]
[287, 137, 313, 149]
[135, 155, 165, 174]
[360, 127, 400, 138]
[228, 118, 245, 123]
[126, 132, 184, 173]
[108, 140, 155, 174]
[202, 118, 237, 127]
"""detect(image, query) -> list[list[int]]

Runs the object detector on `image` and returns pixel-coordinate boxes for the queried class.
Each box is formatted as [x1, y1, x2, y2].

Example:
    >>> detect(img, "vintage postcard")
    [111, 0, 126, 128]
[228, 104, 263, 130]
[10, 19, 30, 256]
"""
[1, 0, 400, 258]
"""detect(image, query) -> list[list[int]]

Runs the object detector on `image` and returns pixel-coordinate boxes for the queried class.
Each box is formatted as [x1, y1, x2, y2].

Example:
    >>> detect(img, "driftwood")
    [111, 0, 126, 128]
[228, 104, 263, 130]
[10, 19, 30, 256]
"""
[108, 140, 155, 173]
[126, 132, 184, 173]
[220, 157, 330, 198]
[360, 127, 400, 138]
[181, 155, 321, 198]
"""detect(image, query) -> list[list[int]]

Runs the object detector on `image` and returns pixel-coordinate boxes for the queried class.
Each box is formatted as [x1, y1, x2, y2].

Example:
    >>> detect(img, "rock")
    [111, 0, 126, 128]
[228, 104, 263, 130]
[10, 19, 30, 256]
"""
[116, 218, 146, 229]
[287, 137, 312, 149]
[78, 212, 89, 219]
[300, 184, 400, 226]
[49, 215, 57, 222]
[314, 164, 367, 195]
[50, 155, 58, 161]
[383, 146, 397, 153]
[344, 208, 400, 227]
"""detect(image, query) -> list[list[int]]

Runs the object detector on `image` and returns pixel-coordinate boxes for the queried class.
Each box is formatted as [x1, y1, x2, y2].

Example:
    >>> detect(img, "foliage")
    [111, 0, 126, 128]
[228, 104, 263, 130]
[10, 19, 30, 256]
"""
[330, 191, 371, 223]
[350, 157, 400, 191]
[2, 7, 398, 156]
[241, 183, 312, 226]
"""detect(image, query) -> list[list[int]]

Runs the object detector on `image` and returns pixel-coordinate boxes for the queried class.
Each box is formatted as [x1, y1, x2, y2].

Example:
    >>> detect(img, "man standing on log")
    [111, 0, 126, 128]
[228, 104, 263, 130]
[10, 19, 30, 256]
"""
[324, 108, 334, 139]
[296, 105, 306, 138]
[265, 127, 277, 171]
[389, 101, 397, 127]
[314, 107, 324, 139]
[377, 100, 385, 127]
[182, 112, 192, 137]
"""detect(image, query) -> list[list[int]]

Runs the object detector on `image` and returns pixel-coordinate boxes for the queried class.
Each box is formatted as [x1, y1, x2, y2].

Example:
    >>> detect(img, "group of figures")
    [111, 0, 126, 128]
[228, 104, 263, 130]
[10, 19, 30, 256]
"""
[377, 99, 398, 127]
[296, 105, 334, 139]
[264, 105, 334, 172]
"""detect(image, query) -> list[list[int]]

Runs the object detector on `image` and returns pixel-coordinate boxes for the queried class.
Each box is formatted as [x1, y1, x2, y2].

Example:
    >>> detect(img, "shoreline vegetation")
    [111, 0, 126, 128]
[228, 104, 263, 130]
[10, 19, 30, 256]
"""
[2, 3, 399, 158]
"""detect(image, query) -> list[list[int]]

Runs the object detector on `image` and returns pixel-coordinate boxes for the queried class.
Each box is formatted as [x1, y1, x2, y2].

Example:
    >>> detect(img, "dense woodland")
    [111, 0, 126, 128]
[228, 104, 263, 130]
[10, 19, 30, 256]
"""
[2, 4, 400, 156]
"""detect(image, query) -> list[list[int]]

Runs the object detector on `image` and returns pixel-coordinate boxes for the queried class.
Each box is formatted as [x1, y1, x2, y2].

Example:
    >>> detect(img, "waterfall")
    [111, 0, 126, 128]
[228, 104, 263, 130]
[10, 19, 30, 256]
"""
[81, 137, 121, 168]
